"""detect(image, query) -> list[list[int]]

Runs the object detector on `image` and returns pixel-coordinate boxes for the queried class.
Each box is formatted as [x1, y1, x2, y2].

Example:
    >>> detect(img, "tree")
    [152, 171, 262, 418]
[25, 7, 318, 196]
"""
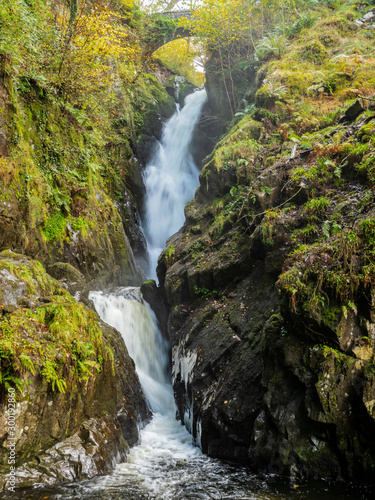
[176, 0, 301, 116]
[43, 0, 141, 106]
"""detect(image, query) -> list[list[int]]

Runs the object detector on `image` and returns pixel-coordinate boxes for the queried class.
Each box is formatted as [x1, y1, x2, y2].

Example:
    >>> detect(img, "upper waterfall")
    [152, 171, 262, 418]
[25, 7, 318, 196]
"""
[142, 89, 207, 279]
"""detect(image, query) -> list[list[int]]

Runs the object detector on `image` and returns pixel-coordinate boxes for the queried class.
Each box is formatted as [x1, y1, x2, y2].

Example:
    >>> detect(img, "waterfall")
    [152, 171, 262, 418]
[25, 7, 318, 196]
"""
[88, 287, 210, 498]
[142, 89, 207, 280]
[89, 91, 207, 415]
[18, 91, 349, 500]
[84, 93, 217, 495]
[87, 287, 267, 500]
[89, 288, 174, 415]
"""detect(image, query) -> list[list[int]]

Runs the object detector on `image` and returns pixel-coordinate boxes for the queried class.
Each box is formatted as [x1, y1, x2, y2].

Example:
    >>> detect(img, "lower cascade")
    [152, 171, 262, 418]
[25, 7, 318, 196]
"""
[87, 289, 262, 499]
[90, 289, 173, 415]
[21, 289, 363, 499]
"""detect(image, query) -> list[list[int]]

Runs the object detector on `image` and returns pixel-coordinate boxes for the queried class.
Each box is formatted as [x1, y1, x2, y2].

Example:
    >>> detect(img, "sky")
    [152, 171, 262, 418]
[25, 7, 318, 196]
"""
[137, 1, 201, 13]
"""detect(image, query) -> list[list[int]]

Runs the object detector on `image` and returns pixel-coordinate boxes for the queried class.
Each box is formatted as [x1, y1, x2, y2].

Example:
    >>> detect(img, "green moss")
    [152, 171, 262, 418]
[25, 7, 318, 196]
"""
[0, 252, 55, 296]
[42, 212, 66, 243]
[304, 196, 330, 215]
[0, 254, 111, 394]
[300, 40, 328, 64]
[358, 121, 375, 143]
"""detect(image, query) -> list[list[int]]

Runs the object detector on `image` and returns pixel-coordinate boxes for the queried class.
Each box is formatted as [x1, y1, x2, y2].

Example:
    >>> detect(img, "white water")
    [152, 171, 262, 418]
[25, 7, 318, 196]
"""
[88, 289, 211, 498]
[142, 89, 207, 280]
[86, 90, 221, 498]
[88, 289, 271, 500]
[90, 288, 173, 414]
[85, 92, 278, 499]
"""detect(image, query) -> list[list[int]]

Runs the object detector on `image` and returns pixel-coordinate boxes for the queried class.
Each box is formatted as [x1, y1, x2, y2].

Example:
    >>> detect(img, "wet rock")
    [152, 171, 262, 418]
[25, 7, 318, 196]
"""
[0, 252, 150, 489]
[47, 262, 86, 296]
[118, 188, 147, 263]
[157, 116, 375, 483]
[3, 417, 128, 489]
[166, 76, 197, 106]
[140, 279, 169, 334]
[339, 99, 364, 123]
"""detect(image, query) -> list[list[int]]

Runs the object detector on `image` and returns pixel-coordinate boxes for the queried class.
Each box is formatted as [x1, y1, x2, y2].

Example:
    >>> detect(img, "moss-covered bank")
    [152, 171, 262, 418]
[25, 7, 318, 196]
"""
[0, 1, 180, 488]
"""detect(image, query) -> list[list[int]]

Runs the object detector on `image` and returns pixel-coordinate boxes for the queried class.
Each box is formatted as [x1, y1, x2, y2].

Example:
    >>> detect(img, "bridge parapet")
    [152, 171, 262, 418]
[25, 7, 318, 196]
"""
[161, 10, 193, 21]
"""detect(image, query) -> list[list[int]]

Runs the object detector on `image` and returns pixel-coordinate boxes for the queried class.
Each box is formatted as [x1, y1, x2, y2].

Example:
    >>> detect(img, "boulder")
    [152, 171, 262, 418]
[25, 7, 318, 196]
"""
[0, 251, 150, 489]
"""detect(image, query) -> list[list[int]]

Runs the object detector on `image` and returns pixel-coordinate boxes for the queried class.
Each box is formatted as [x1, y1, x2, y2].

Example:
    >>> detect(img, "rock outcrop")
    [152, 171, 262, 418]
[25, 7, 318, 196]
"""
[158, 103, 375, 483]
[0, 251, 150, 489]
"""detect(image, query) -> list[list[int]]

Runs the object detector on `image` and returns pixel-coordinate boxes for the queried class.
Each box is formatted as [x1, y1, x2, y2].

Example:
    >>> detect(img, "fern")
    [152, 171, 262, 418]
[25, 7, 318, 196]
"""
[19, 354, 36, 376]
[41, 359, 66, 393]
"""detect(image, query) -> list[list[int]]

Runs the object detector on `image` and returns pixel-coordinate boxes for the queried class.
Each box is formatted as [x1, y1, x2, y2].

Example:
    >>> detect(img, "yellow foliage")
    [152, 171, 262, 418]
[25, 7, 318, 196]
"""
[43, 0, 141, 105]
[154, 38, 205, 86]
[186, 0, 254, 48]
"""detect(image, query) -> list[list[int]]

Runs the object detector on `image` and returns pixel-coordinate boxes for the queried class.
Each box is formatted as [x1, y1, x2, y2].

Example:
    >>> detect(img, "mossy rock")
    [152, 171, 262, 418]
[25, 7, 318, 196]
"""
[167, 76, 197, 106]
[300, 40, 328, 64]
[0, 251, 149, 482]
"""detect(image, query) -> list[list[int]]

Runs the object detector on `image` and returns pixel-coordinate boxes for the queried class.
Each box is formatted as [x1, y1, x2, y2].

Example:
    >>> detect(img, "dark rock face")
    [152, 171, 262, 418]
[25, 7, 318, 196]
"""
[118, 186, 147, 266]
[168, 270, 276, 461]
[0, 252, 150, 489]
[339, 99, 365, 123]
[158, 111, 375, 482]
[203, 49, 257, 144]
[140, 279, 169, 334]
[133, 75, 176, 167]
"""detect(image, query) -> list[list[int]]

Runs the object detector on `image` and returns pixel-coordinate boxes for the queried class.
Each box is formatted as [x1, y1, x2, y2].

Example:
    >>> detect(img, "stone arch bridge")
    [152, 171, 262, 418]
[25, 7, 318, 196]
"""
[142, 10, 195, 56]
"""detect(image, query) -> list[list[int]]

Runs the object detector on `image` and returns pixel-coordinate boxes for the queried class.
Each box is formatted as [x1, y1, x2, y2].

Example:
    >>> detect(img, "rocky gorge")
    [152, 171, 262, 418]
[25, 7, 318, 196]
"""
[156, 2, 375, 485]
[1, 0, 375, 495]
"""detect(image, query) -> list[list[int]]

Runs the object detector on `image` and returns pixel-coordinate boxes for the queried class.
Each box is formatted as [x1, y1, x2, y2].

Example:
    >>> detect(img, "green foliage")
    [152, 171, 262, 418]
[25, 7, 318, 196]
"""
[225, 186, 247, 215]
[41, 360, 67, 393]
[283, 10, 319, 38]
[42, 212, 66, 242]
[0, 256, 111, 395]
[304, 196, 330, 215]
[256, 34, 288, 60]
[291, 154, 345, 188]
[255, 80, 288, 108]
[291, 224, 319, 244]
[300, 40, 328, 64]
[278, 212, 375, 324]
[165, 244, 176, 266]
[193, 284, 218, 298]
